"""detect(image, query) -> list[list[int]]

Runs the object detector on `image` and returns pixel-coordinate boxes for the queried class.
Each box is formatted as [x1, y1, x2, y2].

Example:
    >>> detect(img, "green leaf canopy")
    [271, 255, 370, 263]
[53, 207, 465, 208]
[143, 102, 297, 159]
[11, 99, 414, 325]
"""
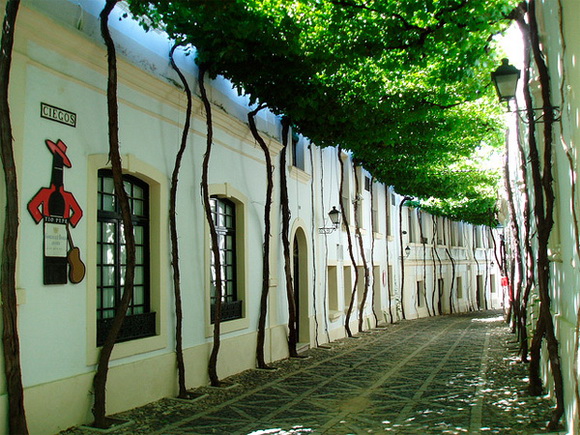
[126, 0, 515, 224]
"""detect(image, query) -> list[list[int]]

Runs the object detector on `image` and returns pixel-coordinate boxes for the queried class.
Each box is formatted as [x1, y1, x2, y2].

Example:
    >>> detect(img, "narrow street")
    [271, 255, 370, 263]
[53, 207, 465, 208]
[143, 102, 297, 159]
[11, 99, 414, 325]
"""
[65, 311, 555, 434]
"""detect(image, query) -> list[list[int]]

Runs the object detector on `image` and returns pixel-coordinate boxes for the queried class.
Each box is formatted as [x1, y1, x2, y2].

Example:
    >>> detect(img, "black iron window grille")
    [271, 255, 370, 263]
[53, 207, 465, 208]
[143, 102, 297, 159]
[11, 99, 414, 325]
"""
[96, 170, 154, 345]
[210, 197, 242, 322]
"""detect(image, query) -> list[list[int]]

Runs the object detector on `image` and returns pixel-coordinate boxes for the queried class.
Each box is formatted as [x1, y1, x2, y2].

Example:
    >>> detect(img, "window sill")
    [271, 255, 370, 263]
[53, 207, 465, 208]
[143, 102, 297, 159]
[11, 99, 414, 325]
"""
[328, 310, 342, 321]
[205, 316, 249, 338]
[289, 166, 311, 183]
[88, 331, 166, 365]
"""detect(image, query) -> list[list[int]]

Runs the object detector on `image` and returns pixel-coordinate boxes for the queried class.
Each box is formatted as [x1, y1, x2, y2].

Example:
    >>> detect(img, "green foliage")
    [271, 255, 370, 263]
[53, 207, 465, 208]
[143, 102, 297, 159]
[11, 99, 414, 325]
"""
[126, 0, 516, 224]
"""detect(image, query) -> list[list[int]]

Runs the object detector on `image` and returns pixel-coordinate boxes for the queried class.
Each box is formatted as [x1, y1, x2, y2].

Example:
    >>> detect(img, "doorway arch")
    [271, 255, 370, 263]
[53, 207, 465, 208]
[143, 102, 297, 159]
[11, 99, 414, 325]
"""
[291, 226, 310, 344]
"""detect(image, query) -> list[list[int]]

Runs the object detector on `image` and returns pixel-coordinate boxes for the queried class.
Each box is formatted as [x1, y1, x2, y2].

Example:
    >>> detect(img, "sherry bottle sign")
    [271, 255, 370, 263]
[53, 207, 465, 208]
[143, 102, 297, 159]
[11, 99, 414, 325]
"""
[28, 139, 84, 285]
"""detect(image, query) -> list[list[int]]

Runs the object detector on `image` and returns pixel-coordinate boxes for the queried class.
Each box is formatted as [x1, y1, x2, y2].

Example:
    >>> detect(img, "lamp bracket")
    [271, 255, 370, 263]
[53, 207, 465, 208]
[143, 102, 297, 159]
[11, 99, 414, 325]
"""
[511, 106, 561, 124]
[318, 227, 336, 235]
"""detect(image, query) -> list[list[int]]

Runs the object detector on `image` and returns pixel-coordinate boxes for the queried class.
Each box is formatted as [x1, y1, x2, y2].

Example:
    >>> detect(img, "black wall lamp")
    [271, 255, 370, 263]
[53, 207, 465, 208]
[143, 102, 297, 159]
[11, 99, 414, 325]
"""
[319, 206, 341, 234]
[491, 58, 520, 107]
[491, 58, 560, 123]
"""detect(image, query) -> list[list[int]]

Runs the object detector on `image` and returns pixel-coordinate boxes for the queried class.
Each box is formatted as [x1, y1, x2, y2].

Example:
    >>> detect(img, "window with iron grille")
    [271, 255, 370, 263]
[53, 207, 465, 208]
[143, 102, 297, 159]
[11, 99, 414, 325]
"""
[210, 197, 242, 322]
[96, 170, 154, 345]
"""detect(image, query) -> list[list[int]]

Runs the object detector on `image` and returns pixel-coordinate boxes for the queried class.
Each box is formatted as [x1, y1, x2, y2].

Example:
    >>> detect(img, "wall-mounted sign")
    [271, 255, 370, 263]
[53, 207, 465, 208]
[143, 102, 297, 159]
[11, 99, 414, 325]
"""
[40, 103, 77, 128]
[28, 139, 85, 285]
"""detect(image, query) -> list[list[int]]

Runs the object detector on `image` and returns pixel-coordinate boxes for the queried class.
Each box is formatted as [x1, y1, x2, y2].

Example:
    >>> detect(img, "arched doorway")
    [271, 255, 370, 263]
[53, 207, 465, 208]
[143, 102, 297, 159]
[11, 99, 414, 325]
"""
[292, 228, 310, 344]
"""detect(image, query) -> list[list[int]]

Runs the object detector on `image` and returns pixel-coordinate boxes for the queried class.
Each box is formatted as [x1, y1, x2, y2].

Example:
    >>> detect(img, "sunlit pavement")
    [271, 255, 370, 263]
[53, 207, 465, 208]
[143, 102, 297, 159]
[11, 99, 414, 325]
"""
[64, 311, 557, 434]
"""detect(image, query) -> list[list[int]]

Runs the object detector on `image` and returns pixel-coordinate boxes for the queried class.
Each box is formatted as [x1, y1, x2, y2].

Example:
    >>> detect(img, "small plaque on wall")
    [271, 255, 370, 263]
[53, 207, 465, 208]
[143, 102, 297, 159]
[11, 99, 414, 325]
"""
[40, 103, 77, 128]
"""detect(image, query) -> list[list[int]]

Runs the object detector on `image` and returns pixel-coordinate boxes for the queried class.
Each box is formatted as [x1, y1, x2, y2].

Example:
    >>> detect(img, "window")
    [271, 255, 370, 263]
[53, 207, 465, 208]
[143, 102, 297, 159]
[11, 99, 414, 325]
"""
[364, 176, 371, 192]
[456, 276, 463, 299]
[371, 184, 380, 234]
[450, 222, 457, 246]
[388, 265, 394, 298]
[416, 281, 425, 307]
[343, 266, 352, 312]
[407, 208, 416, 243]
[418, 211, 428, 244]
[475, 227, 483, 248]
[340, 154, 352, 225]
[291, 130, 305, 170]
[210, 197, 242, 322]
[328, 266, 339, 312]
[385, 188, 392, 237]
[457, 223, 464, 247]
[96, 170, 154, 345]
[437, 216, 445, 245]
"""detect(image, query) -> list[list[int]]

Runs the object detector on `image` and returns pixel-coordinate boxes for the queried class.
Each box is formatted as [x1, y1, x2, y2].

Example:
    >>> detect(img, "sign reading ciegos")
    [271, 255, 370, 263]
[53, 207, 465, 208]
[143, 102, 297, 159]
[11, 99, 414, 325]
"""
[41, 103, 77, 128]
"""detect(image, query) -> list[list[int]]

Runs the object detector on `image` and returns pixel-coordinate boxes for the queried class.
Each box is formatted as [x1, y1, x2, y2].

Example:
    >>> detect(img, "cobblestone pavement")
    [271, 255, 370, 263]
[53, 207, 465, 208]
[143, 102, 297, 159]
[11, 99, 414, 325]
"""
[64, 311, 559, 434]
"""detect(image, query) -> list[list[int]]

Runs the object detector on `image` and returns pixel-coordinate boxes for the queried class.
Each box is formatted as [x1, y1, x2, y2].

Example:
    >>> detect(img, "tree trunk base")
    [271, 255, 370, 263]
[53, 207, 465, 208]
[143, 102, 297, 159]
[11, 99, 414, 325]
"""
[87, 417, 132, 432]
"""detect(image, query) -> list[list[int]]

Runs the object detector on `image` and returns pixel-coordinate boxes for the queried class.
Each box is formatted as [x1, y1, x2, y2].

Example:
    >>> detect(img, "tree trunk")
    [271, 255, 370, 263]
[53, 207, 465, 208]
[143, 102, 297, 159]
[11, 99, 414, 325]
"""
[503, 131, 523, 334]
[338, 148, 358, 337]
[279, 118, 299, 356]
[385, 196, 394, 323]
[168, 44, 192, 397]
[248, 105, 274, 369]
[198, 66, 223, 387]
[431, 217, 439, 315]
[318, 149, 331, 342]
[93, 1, 137, 426]
[433, 217, 444, 315]
[309, 145, 321, 345]
[398, 197, 412, 319]
[514, 100, 535, 363]
[517, 2, 565, 428]
[369, 179, 378, 327]
[445, 246, 455, 315]
[418, 211, 431, 316]
[353, 165, 370, 333]
[0, 1, 28, 433]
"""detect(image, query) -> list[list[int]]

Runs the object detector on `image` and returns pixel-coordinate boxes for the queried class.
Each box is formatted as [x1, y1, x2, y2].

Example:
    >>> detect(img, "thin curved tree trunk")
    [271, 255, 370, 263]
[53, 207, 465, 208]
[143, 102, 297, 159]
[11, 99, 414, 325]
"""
[248, 105, 275, 369]
[398, 196, 412, 319]
[319, 150, 331, 342]
[279, 117, 299, 356]
[0, 1, 28, 433]
[353, 165, 370, 333]
[168, 43, 192, 398]
[431, 217, 439, 315]
[93, 1, 137, 426]
[445, 247, 455, 315]
[198, 66, 223, 387]
[483, 245, 490, 310]
[514, 99, 534, 362]
[503, 133, 523, 332]
[385, 195, 394, 323]
[369, 179, 378, 327]
[338, 148, 358, 337]
[517, 3, 565, 428]
[309, 145, 321, 346]
[418, 212, 431, 316]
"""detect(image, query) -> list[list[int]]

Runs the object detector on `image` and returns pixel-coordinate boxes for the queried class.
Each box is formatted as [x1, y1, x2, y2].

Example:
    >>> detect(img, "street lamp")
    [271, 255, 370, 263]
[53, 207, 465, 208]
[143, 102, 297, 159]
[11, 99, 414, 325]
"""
[319, 206, 341, 234]
[491, 58, 560, 123]
[491, 58, 520, 107]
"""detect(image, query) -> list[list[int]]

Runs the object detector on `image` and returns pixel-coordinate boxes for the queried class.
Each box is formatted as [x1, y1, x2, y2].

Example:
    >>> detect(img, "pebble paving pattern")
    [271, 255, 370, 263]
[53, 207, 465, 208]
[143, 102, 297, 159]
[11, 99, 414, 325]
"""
[63, 311, 559, 434]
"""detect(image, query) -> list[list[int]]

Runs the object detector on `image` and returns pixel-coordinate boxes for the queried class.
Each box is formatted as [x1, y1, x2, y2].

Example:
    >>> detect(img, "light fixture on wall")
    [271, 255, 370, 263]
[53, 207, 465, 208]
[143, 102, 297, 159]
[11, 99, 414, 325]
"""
[319, 206, 341, 234]
[405, 245, 411, 258]
[491, 58, 520, 107]
[491, 58, 560, 122]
